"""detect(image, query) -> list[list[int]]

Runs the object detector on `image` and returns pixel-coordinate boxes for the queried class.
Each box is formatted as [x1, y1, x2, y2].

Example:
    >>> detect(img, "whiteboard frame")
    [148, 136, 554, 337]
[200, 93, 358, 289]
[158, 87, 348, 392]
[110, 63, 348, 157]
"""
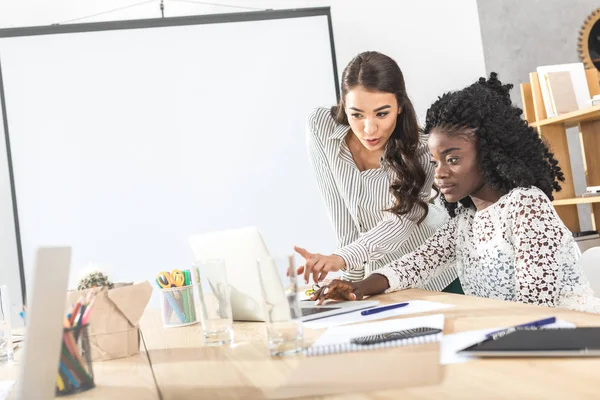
[0, 6, 340, 305]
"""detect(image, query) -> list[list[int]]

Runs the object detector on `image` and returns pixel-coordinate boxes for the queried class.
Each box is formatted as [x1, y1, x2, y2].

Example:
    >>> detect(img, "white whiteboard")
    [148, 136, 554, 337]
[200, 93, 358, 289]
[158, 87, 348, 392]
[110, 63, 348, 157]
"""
[0, 11, 338, 301]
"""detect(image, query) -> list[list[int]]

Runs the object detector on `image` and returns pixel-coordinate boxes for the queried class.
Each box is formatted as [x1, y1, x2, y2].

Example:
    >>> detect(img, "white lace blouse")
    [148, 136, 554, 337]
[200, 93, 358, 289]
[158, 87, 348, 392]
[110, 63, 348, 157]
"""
[375, 187, 600, 313]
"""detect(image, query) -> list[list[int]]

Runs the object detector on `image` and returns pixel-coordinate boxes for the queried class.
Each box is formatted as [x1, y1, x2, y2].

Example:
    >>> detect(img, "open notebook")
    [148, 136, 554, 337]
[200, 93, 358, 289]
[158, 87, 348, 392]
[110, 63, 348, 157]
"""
[306, 314, 444, 357]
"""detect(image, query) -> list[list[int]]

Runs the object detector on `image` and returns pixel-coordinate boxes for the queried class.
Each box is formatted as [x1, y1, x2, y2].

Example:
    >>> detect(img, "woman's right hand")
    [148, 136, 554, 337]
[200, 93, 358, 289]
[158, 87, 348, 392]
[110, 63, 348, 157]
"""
[309, 279, 364, 305]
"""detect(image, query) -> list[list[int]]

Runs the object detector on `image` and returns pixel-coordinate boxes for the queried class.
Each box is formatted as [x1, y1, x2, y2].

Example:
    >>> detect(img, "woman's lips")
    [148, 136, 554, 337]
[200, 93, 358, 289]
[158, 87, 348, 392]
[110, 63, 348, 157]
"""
[439, 185, 455, 194]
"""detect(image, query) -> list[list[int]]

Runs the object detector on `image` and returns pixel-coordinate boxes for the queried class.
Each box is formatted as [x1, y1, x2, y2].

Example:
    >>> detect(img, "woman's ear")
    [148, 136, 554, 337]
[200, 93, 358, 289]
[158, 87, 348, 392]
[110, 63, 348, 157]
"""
[398, 106, 403, 115]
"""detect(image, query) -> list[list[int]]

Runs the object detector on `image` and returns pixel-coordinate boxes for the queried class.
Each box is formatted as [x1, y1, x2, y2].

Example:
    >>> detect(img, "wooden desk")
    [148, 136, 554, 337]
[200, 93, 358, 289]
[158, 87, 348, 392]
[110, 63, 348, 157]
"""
[4, 289, 600, 399]
[0, 331, 159, 399]
[139, 289, 600, 399]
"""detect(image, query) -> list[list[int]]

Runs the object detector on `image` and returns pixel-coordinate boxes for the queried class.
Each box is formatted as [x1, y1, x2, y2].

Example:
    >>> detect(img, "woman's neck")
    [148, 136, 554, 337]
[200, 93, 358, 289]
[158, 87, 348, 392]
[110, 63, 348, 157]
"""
[469, 183, 504, 212]
[345, 132, 384, 171]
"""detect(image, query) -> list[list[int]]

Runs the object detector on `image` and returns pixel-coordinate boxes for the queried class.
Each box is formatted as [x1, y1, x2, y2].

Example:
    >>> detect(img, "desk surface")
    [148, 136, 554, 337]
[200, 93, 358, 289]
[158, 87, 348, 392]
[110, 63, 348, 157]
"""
[4, 289, 600, 399]
[1, 332, 159, 399]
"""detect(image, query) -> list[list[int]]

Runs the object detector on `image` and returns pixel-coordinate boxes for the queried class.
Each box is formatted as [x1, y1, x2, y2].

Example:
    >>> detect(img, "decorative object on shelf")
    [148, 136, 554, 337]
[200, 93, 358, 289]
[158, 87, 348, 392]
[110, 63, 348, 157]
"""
[579, 8, 600, 71]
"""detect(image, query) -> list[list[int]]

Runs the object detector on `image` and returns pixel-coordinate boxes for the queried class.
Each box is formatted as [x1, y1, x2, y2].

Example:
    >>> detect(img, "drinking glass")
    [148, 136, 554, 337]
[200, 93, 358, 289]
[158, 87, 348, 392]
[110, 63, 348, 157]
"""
[192, 259, 234, 346]
[256, 255, 303, 357]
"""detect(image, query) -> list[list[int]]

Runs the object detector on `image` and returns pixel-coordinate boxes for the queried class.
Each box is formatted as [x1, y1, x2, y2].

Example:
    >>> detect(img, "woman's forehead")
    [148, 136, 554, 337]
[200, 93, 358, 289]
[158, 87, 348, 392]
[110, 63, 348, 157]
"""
[427, 129, 477, 153]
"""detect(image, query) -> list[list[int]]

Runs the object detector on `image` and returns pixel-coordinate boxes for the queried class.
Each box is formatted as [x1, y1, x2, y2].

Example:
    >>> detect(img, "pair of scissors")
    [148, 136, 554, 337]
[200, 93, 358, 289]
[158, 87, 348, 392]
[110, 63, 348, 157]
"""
[304, 283, 321, 297]
[156, 269, 185, 288]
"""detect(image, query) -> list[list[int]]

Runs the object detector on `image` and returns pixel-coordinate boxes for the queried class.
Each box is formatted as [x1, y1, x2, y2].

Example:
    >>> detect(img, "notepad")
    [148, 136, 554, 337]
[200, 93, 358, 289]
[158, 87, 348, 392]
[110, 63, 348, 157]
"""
[306, 314, 444, 357]
[459, 327, 600, 357]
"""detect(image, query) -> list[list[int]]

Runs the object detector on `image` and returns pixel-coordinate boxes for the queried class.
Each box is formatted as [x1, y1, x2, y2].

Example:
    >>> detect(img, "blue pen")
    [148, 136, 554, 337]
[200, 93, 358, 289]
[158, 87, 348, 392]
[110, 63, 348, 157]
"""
[361, 302, 409, 316]
[485, 316, 556, 338]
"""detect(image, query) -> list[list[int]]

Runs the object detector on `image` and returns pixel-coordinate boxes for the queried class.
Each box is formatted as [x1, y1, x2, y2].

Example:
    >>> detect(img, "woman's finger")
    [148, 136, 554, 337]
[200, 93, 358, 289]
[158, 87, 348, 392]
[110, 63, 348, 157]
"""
[293, 246, 312, 260]
[303, 254, 321, 283]
[296, 265, 305, 276]
[317, 269, 329, 282]
[309, 284, 326, 301]
[314, 281, 350, 305]
[312, 259, 326, 284]
[303, 259, 314, 283]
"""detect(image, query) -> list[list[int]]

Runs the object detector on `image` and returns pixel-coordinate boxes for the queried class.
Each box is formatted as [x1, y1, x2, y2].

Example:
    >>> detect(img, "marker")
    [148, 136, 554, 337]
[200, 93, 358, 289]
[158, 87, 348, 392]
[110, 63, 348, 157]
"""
[485, 316, 556, 338]
[360, 302, 409, 316]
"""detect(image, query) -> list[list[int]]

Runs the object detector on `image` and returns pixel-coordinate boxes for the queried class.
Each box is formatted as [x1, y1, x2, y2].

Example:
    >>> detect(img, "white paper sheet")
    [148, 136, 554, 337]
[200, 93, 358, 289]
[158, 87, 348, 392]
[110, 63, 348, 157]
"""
[0, 381, 14, 400]
[440, 319, 576, 365]
[310, 314, 445, 348]
[303, 300, 454, 330]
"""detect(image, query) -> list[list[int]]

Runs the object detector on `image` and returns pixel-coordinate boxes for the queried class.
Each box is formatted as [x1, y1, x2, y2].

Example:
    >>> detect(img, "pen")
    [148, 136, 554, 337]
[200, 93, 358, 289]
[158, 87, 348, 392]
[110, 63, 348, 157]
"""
[360, 302, 409, 316]
[485, 316, 556, 338]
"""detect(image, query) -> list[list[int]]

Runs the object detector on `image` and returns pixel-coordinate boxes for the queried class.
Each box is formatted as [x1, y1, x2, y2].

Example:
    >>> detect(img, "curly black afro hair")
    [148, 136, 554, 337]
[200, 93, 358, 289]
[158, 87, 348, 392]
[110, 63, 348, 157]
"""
[423, 72, 564, 217]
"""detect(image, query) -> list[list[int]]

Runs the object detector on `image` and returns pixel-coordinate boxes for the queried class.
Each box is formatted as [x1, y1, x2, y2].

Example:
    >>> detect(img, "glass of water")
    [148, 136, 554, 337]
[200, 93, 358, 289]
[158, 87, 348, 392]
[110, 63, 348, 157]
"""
[192, 259, 234, 346]
[0, 285, 14, 363]
[257, 255, 303, 357]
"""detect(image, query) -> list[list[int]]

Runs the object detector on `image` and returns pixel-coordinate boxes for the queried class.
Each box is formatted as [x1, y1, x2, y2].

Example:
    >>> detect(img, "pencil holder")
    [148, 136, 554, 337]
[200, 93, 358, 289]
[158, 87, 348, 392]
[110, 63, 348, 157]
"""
[159, 285, 198, 328]
[56, 324, 95, 396]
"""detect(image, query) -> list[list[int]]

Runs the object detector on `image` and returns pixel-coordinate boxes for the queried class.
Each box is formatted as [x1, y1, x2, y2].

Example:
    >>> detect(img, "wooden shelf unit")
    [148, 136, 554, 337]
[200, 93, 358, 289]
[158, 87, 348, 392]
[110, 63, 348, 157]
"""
[521, 68, 600, 232]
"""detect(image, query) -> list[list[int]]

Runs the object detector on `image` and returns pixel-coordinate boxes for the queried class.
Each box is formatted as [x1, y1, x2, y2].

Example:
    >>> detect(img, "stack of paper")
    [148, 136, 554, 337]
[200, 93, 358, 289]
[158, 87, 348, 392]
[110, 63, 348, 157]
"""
[303, 300, 454, 329]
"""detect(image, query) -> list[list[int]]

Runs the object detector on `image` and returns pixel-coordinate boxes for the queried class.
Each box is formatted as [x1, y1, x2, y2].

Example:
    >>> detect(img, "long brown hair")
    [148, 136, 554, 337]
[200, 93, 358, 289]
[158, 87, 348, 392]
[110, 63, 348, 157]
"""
[330, 51, 428, 222]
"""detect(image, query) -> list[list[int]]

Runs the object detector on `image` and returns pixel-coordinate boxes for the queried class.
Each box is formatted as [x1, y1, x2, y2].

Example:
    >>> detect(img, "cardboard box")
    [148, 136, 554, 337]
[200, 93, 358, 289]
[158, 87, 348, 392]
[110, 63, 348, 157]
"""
[66, 281, 152, 361]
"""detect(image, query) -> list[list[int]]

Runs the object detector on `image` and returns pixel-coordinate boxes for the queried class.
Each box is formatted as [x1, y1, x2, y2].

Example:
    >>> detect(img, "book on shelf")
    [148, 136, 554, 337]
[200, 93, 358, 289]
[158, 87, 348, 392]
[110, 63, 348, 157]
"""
[536, 63, 591, 118]
[545, 71, 578, 115]
[581, 192, 600, 197]
[573, 230, 599, 240]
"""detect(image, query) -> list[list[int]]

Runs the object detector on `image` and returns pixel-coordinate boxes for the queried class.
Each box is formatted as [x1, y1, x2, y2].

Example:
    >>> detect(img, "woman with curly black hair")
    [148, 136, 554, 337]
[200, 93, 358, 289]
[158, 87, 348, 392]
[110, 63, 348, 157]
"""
[310, 73, 600, 312]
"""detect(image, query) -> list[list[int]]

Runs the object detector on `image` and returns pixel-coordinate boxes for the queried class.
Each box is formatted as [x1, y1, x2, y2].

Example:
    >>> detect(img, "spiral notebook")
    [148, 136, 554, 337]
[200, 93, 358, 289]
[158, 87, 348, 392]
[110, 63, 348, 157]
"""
[306, 314, 444, 357]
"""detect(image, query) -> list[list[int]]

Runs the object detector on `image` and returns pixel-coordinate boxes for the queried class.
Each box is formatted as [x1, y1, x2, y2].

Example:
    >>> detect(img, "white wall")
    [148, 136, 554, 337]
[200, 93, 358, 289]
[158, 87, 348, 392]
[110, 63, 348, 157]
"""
[0, 0, 486, 323]
[0, 0, 486, 122]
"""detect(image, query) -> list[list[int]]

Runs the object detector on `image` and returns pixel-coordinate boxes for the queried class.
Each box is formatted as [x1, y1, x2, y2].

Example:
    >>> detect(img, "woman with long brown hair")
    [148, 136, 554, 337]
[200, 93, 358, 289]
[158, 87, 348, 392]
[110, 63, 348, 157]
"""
[294, 51, 461, 294]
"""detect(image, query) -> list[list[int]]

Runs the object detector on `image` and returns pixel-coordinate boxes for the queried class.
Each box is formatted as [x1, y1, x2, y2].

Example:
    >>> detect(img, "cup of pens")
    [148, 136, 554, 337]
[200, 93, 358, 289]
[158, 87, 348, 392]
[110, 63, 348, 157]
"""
[156, 269, 197, 327]
[56, 294, 96, 396]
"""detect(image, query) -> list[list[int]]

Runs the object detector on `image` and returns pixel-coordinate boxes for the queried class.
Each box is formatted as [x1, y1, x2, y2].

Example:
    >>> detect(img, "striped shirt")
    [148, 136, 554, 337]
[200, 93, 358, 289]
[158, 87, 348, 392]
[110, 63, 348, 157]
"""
[306, 107, 457, 291]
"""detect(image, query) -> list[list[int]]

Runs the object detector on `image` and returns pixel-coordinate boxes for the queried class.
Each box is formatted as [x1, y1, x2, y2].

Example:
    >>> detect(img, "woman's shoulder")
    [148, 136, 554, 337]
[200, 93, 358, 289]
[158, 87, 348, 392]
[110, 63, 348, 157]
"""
[493, 187, 558, 223]
[307, 107, 337, 137]
[504, 186, 552, 208]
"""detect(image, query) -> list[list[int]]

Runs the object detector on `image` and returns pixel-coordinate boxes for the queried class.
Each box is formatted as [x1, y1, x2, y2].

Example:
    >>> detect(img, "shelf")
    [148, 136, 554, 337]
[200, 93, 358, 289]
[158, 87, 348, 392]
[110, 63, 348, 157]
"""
[553, 196, 600, 206]
[530, 104, 600, 128]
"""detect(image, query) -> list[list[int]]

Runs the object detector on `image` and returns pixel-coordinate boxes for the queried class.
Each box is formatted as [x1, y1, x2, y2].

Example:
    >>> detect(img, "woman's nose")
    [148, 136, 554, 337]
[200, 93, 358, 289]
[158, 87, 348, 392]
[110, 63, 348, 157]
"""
[434, 165, 449, 180]
[363, 119, 377, 135]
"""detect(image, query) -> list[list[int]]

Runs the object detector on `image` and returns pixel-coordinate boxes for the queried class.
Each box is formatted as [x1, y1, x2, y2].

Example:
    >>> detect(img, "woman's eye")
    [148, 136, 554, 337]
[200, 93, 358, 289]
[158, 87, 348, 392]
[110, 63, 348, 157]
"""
[430, 160, 439, 167]
[376, 112, 389, 117]
[351, 113, 362, 119]
[447, 157, 459, 164]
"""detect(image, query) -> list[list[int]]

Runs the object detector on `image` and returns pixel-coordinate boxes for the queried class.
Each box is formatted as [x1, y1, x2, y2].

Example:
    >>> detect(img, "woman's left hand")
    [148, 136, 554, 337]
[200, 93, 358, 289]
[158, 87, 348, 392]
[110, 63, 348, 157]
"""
[309, 279, 363, 305]
[293, 246, 346, 284]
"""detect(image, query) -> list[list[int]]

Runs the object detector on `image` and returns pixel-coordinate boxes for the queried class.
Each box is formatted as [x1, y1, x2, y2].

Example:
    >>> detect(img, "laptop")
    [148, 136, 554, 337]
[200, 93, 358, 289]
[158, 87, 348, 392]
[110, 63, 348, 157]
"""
[13, 247, 72, 400]
[188, 227, 379, 322]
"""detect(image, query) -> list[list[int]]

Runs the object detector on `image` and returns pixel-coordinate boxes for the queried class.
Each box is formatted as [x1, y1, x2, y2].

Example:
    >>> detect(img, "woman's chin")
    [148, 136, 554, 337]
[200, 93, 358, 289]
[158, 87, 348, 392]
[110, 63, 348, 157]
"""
[442, 193, 464, 203]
